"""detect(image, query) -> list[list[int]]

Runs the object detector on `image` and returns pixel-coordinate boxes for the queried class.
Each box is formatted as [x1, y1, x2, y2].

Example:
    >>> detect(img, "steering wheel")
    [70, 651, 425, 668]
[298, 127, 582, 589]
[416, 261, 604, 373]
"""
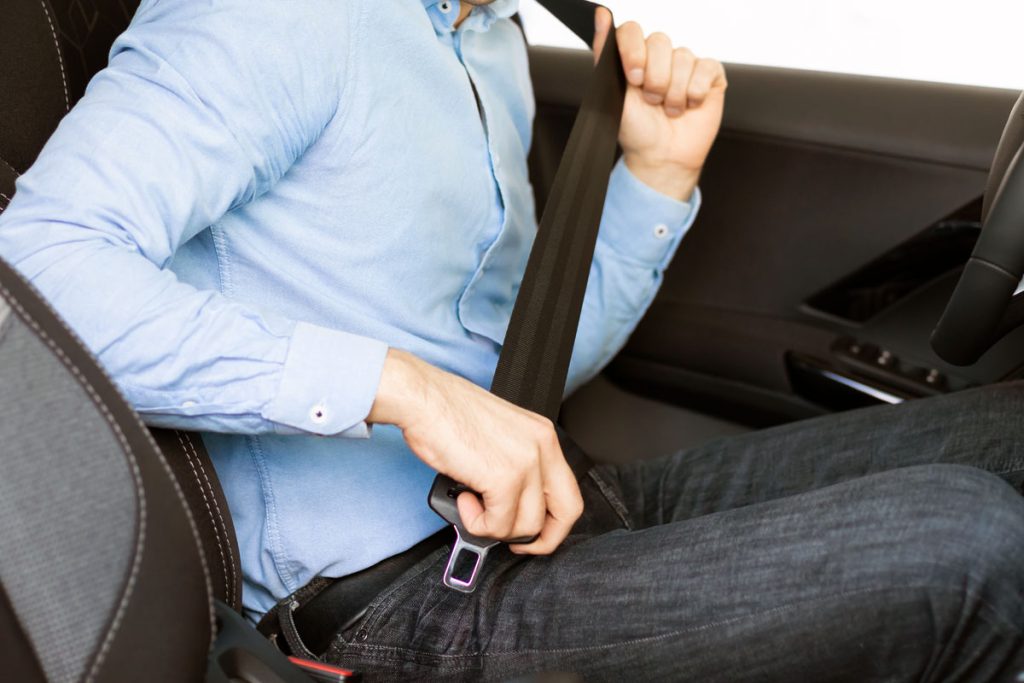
[932, 91, 1024, 366]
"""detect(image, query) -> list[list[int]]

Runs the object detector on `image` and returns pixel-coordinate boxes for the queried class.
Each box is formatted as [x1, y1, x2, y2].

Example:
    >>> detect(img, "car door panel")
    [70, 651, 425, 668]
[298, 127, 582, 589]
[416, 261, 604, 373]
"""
[531, 46, 1022, 425]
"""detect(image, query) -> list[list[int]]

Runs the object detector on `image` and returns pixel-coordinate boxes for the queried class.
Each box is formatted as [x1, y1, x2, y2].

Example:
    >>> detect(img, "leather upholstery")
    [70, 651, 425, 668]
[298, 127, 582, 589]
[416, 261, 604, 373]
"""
[983, 91, 1024, 223]
[0, 581, 46, 683]
[150, 428, 244, 612]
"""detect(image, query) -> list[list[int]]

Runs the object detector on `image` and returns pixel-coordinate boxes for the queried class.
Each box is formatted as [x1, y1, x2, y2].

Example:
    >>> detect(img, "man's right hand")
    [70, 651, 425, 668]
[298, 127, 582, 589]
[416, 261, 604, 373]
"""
[368, 349, 584, 555]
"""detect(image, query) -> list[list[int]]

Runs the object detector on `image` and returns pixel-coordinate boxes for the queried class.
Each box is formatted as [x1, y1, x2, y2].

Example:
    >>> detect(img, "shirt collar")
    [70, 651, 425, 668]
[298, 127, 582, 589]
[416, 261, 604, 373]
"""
[421, 0, 520, 33]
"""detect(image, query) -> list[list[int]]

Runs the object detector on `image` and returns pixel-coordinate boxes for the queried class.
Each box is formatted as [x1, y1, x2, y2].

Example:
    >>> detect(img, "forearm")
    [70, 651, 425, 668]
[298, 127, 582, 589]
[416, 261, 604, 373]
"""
[566, 159, 701, 394]
[0, 217, 387, 437]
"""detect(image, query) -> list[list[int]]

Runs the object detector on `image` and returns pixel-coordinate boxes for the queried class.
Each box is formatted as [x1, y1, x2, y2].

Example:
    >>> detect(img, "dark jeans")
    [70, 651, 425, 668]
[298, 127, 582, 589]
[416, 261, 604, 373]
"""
[325, 383, 1024, 681]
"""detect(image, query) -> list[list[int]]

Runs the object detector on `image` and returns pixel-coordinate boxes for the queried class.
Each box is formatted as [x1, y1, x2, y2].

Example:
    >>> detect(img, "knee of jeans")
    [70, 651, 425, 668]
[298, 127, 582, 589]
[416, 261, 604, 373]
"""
[878, 464, 1024, 624]
[948, 381, 1024, 442]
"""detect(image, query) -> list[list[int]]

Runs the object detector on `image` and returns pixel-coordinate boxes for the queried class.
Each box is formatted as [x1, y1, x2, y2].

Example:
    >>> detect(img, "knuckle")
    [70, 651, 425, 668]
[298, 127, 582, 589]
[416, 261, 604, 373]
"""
[647, 78, 670, 93]
[570, 494, 585, 520]
[675, 47, 695, 60]
[649, 32, 672, 46]
[543, 428, 560, 453]
[497, 463, 520, 482]
[523, 448, 542, 472]
[493, 516, 514, 538]
[532, 415, 555, 439]
[665, 90, 688, 107]
[517, 517, 544, 538]
[535, 414, 554, 430]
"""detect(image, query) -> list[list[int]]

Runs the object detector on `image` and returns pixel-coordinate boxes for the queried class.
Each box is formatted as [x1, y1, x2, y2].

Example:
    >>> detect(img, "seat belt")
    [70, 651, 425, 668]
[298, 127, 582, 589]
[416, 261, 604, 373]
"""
[429, 0, 627, 592]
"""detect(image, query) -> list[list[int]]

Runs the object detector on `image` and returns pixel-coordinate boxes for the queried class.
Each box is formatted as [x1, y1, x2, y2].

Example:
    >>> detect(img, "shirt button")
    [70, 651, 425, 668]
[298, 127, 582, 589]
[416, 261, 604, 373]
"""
[492, 153, 501, 167]
[310, 404, 328, 424]
[439, 0, 453, 13]
[653, 224, 671, 240]
[182, 400, 198, 409]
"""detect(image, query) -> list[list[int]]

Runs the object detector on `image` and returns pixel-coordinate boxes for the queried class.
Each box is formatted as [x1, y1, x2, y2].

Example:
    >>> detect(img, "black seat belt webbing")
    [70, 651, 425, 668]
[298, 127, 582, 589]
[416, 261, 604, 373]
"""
[429, 0, 626, 592]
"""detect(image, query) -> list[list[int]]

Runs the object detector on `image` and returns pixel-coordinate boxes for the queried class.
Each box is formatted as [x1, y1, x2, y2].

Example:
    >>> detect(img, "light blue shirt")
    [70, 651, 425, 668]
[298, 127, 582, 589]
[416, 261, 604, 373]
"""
[0, 0, 699, 618]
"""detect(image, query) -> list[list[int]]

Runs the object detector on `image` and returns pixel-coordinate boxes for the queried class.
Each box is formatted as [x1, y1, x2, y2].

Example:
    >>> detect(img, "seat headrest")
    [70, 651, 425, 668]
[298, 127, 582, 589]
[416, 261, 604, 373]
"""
[0, 0, 139, 173]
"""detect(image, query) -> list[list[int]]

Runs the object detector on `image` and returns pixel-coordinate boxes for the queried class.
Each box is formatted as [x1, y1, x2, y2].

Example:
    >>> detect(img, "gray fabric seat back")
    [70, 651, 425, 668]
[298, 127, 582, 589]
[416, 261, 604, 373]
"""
[0, 258, 213, 681]
[0, 0, 245, 614]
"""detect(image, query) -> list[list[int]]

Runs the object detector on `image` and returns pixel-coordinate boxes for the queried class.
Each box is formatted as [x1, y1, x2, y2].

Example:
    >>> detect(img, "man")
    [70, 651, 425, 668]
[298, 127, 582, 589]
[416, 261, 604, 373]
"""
[0, 0, 1022, 680]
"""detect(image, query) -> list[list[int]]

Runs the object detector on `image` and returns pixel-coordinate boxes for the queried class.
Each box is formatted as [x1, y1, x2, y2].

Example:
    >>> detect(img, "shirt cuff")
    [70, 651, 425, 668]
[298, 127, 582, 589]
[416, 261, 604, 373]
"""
[262, 322, 389, 438]
[599, 158, 702, 270]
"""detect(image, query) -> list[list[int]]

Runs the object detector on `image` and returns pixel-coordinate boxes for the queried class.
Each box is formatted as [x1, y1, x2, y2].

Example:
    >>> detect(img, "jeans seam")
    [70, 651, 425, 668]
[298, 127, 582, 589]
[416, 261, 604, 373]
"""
[588, 469, 632, 530]
[983, 459, 1024, 476]
[331, 547, 450, 649]
[338, 583, 1023, 663]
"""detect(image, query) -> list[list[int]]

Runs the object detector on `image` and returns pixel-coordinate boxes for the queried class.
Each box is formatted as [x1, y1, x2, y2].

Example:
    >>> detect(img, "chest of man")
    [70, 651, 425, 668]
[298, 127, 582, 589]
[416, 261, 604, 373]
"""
[174, 3, 537, 374]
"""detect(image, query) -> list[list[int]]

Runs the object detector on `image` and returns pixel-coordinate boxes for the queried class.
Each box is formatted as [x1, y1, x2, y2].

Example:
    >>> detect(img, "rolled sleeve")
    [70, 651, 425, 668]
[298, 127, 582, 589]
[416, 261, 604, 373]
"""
[598, 158, 702, 270]
[263, 322, 389, 438]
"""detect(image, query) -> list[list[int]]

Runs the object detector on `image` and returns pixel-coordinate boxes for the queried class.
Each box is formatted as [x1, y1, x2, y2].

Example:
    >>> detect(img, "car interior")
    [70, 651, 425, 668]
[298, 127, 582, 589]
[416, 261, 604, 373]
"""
[1, 0, 1023, 681]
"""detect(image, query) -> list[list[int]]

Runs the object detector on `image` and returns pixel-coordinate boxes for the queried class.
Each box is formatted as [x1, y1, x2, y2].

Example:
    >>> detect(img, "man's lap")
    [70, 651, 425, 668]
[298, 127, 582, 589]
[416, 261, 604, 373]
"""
[324, 383, 1024, 681]
[609, 379, 1024, 527]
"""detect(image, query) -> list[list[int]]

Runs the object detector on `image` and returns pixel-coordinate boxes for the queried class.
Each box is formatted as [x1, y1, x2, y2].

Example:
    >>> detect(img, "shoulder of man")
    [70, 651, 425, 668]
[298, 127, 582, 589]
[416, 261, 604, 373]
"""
[118, 0, 370, 111]
[105, 0, 372, 177]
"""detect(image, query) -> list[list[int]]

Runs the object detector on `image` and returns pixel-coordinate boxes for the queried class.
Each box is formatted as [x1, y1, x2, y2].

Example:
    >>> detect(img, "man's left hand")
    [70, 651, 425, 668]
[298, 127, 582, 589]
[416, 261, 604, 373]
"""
[594, 8, 727, 202]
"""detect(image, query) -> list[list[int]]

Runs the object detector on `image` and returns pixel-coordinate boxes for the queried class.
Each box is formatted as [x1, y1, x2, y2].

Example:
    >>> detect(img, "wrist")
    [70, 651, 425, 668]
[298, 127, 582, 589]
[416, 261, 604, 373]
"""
[368, 348, 425, 427]
[622, 154, 701, 203]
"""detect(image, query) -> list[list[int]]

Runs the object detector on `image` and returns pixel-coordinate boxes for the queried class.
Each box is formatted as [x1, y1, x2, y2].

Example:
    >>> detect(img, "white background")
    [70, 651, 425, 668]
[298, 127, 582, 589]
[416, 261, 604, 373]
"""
[520, 0, 1024, 90]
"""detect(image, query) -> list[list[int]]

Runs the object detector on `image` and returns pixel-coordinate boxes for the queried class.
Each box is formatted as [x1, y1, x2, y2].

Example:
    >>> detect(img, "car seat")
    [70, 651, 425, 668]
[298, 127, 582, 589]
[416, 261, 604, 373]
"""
[0, 2, 335, 680]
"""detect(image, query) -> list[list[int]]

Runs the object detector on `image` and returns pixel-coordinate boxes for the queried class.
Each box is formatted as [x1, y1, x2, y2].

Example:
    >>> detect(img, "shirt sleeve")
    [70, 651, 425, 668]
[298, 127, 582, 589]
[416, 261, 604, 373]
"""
[0, 0, 387, 438]
[566, 158, 701, 394]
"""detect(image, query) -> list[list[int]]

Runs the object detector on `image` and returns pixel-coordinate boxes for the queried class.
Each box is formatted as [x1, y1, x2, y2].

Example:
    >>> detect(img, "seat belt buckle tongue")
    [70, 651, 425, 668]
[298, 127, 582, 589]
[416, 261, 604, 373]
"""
[444, 525, 499, 593]
[429, 475, 537, 593]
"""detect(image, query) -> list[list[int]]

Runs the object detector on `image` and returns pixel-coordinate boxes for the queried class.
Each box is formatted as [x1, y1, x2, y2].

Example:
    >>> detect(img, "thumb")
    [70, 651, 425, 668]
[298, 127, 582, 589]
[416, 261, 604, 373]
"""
[456, 490, 486, 533]
[593, 7, 613, 66]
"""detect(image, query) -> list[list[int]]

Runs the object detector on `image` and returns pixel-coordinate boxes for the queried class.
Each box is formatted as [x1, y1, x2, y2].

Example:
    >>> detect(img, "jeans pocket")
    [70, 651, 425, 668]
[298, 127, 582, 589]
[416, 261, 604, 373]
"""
[326, 546, 450, 652]
[577, 466, 633, 534]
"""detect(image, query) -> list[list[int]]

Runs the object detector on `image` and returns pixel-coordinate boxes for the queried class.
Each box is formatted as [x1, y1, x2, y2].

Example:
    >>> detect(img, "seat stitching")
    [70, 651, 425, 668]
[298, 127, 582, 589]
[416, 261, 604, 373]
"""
[38, 0, 70, 112]
[176, 430, 235, 607]
[0, 280, 216, 674]
[0, 283, 146, 681]
[187, 430, 239, 607]
[0, 192, 11, 204]
[181, 431, 237, 607]
[0, 158, 19, 176]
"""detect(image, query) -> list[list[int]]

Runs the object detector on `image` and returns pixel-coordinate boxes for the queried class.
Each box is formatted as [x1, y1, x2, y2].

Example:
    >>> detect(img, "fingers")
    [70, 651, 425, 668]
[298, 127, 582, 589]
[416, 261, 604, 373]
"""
[458, 416, 582, 553]
[592, 7, 613, 65]
[459, 421, 552, 543]
[617, 21, 648, 88]
[641, 33, 674, 105]
[460, 481, 520, 540]
[686, 58, 727, 109]
[509, 430, 584, 555]
[511, 464, 547, 540]
[664, 48, 696, 117]
[615, 21, 727, 119]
